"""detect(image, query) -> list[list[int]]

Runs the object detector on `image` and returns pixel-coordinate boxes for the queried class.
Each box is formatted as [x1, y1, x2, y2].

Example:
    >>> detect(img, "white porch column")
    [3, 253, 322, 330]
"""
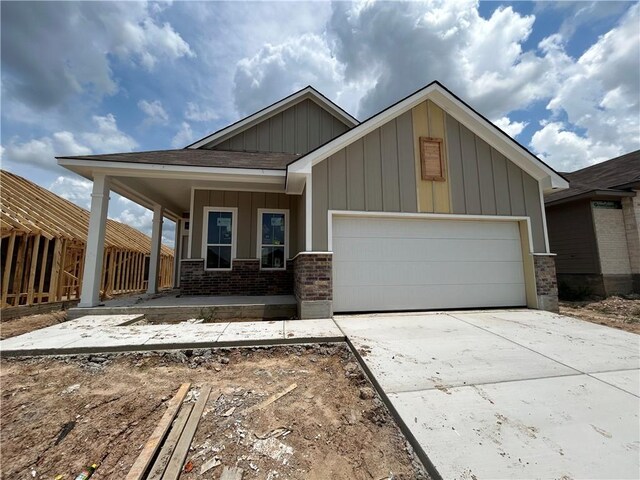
[79, 174, 110, 307]
[147, 204, 163, 294]
[173, 219, 181, 288]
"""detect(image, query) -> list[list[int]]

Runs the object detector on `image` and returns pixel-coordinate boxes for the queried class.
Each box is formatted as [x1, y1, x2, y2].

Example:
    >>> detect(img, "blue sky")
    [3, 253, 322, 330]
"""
[2, 1, 639, 247]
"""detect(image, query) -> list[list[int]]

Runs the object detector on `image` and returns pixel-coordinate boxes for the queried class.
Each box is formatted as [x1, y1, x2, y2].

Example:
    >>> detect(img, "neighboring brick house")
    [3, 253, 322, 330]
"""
[545, 150, 640, 297]
[59, 81, 568, 318]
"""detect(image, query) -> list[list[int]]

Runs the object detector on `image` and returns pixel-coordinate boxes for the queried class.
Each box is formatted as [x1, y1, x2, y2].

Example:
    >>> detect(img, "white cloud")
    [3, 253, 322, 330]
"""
[1, 2, 193, 110]
[184, 102, 219, 122]
[2, 114, 136, 170]
[113, 196, 176, 248]
[493, 117, 528, 138]
[138, 99, 169, 126]
[49, 175, 94, 209]
[171, 122, 194, 148]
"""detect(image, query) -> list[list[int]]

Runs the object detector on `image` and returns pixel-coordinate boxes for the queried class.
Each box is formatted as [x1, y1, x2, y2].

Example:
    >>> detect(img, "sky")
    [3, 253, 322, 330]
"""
[2, 0, 639, 248]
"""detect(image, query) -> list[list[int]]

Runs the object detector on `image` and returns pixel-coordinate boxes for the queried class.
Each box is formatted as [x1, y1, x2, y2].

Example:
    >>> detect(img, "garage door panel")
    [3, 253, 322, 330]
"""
[332, 216, 527, 312]
[333, 237, 523, 263]
[333, 260, 525, 287]
[334, 217, 519, 240]
[333, 284, 527, 312]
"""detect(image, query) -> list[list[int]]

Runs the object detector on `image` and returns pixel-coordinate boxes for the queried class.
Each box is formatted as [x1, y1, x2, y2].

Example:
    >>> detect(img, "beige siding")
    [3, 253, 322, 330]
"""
[207, 99, 349, 154]
[593, 205, 632, 274]
[546, 201, 600, 274]
[312, 111, 418, 250]
[445, 114, 546, 252]
[191, 190, 300, 259]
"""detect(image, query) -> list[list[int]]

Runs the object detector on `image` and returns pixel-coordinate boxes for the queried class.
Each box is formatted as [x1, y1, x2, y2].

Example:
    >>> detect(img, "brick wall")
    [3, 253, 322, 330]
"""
[592, 206, 632, 275]
[533, 254, 559, 312]
[180, 259, 293, 296]
[622, 193, 640, 275]
[292, 253, 332, 301]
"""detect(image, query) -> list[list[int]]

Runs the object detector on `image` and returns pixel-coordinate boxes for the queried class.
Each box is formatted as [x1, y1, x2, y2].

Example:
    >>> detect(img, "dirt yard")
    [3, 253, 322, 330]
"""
[0, 311, 68, 340]
[560, 295, 640, 334]
[0, 345, 428, 480]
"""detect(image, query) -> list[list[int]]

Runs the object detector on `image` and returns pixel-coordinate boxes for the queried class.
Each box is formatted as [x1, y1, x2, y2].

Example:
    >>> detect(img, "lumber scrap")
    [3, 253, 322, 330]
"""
[243, 383, 297, 415]
[125, 383, 191, 480]
[146, 402, 194, 480]
[162, 385, 213, 480]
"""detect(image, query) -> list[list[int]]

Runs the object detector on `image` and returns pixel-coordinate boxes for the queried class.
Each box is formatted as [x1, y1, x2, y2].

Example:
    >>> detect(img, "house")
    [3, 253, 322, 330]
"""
[545, 150, 640, 297]
[57, 81, 568, 318]
[0, 170, 174, 315]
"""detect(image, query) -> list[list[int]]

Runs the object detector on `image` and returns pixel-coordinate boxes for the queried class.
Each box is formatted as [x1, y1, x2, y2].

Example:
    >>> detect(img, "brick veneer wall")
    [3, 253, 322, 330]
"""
[533, 254, 559, 312]
[180, 259, 293, 296]
[293, 253, 332, 301]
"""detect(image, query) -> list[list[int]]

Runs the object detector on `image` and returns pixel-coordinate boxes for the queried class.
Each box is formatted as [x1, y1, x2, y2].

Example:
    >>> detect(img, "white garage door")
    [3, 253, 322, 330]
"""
[332, 215, 527, 312]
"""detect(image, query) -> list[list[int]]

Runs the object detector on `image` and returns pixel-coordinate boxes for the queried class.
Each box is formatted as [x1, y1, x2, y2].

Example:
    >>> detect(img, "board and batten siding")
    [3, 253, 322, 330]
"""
[206, 99, 349, 154]
[311, 102, 547, 253]
[312, 111, 418, 250]
[445, 114, 546, 252]
[190, 190, 300, 259]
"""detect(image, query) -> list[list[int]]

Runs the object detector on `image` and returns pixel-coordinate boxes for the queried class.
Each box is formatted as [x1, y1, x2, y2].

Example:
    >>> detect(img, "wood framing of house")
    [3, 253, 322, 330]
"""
[0, 170, 174, 309]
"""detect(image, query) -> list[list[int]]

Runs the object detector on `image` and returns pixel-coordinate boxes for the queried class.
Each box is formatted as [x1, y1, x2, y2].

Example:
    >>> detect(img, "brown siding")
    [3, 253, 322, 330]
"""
[546, 200, 600, 274]
[206, 99, 349, 154]
[312, 112, 418, 250]
[445, 114, 546, 252]
[191, 190, 300, 259]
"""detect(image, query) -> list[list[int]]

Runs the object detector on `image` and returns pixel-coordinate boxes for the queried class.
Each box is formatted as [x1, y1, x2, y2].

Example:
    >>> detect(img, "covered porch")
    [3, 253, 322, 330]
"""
[57, 149, 330, 319]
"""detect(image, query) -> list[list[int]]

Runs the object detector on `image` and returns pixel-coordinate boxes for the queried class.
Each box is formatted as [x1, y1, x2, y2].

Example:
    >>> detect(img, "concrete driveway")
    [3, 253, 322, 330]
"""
[335, 309, 640, 480]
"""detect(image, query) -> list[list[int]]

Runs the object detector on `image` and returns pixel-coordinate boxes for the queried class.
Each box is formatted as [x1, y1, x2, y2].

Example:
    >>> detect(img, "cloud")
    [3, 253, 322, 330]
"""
[2, 114, 136, 170]
[138, 99, 169, 126]
[113, 196, 176, 248]
[493, 117, 528, 138]
[1, 1, 192, 110]
[49, 175, 94, 209]
[531, 4, 640, 170]
[184, 102, 219, 122]
[171, 122, 194, 148]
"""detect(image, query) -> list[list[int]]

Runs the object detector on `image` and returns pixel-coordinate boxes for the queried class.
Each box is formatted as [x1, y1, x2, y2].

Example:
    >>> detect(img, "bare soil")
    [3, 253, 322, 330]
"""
[0, 311, 68, 340]
[0, 346, 428, 480]
[560, 295, 640, 334]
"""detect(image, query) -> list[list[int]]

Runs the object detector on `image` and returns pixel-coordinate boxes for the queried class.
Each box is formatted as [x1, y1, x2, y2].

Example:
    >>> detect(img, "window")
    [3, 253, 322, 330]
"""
[257, 209, 288, 269]
[203, 207, 236, 270]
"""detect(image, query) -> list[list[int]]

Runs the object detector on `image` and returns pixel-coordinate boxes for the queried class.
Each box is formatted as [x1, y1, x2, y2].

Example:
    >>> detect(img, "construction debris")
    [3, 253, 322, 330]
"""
[243, 383, 297, 415]
[200, 456, 221, 474]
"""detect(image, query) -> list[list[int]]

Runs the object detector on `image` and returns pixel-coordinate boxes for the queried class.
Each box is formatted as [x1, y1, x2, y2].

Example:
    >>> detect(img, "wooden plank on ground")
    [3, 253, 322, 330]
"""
[146, 402, 194, 480]
[220, 466, 244, 480]
[162, 385, 212, 480]
[243, 383, 297, 415]
[125, 383, 191, 480]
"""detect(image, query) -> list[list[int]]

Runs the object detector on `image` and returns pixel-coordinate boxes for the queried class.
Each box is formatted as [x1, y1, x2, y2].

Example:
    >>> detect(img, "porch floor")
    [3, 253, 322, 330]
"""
[67, 290, 297, 322]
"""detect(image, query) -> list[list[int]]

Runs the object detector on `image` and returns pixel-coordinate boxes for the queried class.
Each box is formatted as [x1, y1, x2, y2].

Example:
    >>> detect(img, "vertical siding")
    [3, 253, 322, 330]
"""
[445, 113, 546, 252]
[191, 190, 299, 259]
[312, 116, 417, 250]
[206, 99, 352, 154]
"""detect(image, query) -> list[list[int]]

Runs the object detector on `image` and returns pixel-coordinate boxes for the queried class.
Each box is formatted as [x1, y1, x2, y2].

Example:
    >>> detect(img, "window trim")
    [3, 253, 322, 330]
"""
[256, 208, 289, 270]
[202, 206, 238, 271]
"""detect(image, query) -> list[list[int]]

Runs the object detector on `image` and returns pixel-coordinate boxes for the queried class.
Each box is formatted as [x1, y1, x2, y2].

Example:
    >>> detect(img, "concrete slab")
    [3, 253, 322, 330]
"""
[61, 325, 168, 350]
[217, 320, 284, 344]
[591, 369, 640, 397]
[451, 310, 640, 373]
[144, 323, 229, 346]
[336, 313, 577, 393]
[284, 319, 344, 341]
[390, 374, 640, 480]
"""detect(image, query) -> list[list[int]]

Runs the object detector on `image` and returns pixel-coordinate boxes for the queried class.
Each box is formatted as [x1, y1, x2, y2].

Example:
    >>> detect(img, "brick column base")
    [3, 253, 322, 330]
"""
[533, 254, 559, 312]
[293, 252, 332, 319]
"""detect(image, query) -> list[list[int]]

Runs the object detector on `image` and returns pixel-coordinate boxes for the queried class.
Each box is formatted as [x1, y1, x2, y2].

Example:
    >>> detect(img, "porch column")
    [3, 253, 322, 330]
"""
[79, 174, 110, 307]
[173, 219, 181, 288]
[147, 204, 163, 294]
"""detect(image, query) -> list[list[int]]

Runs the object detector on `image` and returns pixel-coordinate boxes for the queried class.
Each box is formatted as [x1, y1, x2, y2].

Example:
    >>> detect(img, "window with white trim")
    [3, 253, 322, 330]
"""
[258, 209, 288, 269]
[203, 207, 236, 270]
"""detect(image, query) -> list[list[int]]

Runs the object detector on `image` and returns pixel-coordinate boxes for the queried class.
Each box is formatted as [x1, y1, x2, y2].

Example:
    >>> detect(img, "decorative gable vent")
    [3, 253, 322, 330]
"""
[419, 137, 445, 181]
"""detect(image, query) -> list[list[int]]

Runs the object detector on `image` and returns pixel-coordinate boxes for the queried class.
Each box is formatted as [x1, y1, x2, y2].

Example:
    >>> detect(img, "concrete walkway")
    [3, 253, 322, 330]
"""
[336, 309, 640, 480]
[0, 315, 343, 356]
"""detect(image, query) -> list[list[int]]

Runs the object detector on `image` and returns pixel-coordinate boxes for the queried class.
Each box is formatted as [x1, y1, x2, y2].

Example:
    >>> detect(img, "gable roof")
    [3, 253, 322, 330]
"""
[57, 149, 299, 171]
[545, 150, 640, 206]
[186, 86, 359, 150]
[286, 81, 568, 193]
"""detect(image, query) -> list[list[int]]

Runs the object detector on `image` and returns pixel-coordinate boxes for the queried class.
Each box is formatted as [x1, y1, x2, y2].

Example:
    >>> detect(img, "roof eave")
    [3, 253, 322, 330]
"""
[545, 189, 636, 207]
